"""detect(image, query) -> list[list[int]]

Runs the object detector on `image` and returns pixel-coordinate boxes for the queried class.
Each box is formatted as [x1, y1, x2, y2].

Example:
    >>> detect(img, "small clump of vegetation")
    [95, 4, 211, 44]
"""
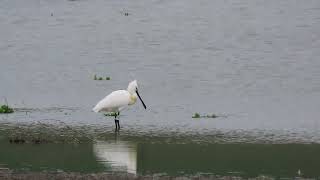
[192, 113, 200, 118]
[0, 105, 14, 114]
[192, 112, 218, 119]
[104, 112, 118, 117]
[94, 74, 111, 81]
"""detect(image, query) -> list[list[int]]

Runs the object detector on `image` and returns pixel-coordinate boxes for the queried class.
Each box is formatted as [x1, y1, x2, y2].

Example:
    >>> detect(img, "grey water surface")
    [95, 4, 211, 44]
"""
[1, 0, 320, 177]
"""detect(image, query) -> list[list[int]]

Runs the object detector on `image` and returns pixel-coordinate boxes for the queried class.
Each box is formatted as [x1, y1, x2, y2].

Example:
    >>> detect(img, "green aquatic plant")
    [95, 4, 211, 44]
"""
[98, 77, 103, 80]
[104, 112, 118, 117]
[106, 77, 111, 80]
[192, 113, 200, 118]
[0, 105, 14, 114]
[94, 74, 98, 80]
[192, 113, 218, 119]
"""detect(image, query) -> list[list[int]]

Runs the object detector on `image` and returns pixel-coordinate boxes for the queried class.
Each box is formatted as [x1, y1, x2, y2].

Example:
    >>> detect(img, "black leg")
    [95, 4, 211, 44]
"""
[114, 115, 118, 130]
[114, 112, 120, 131]
[116, 112, 120, 130]
[117, 120, 120, 129]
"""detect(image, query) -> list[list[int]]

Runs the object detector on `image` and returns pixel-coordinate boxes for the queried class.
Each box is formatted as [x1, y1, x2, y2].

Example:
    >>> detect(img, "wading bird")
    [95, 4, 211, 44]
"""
[93, 80, 147, 130]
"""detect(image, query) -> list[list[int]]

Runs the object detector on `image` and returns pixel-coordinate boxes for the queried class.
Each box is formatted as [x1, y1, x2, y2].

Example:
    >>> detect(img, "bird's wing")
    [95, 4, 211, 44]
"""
[93, 90, 130, 112]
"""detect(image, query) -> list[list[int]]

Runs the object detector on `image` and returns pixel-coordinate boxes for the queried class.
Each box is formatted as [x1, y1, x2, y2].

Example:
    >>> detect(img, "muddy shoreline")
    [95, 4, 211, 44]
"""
[0, 171, 223, 180]
[0, 170, 313, 180]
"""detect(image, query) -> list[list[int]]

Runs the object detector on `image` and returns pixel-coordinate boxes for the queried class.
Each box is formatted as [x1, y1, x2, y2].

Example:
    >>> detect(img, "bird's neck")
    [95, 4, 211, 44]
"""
[129, 93, 137, 105]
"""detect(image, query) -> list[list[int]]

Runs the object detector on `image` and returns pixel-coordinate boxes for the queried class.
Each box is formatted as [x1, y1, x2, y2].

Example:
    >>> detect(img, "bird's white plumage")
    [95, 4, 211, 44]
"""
[93, 80, 144, 114]
[93, 90, 131, 113]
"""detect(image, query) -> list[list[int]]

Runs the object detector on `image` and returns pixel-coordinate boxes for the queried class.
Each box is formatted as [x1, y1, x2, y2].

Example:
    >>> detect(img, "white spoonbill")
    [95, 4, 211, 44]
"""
[93, 80, 147, 130]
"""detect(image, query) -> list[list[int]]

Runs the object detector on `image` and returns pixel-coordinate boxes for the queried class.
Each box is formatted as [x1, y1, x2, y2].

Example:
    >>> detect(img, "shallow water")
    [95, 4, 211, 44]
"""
[1, 0, 320, 136]
[1, 0, 320, 177]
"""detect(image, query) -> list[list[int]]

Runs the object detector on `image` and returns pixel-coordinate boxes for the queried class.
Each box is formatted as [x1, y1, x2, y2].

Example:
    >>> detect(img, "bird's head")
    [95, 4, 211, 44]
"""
[127, 80, 138, 94]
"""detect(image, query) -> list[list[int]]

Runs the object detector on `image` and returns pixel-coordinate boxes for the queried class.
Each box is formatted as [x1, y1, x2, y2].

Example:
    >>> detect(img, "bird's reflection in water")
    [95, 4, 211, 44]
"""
[93, 135, 137, 174]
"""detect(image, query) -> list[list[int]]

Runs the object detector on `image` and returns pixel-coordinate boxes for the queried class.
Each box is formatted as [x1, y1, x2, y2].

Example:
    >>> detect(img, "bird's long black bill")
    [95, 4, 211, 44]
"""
[136, 90, 147, 109]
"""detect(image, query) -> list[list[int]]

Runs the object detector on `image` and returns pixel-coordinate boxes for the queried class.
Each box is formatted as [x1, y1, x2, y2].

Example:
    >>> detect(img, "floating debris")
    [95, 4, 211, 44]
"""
[192, 113, 218, 118]
[94, 74, 110, 81]
[206, 114, 218, 118]
[0, 105, 14, 114]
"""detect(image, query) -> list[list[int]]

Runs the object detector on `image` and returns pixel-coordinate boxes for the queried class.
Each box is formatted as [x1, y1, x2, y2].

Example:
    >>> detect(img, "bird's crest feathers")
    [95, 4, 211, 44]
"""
[127, 80, 138, 94]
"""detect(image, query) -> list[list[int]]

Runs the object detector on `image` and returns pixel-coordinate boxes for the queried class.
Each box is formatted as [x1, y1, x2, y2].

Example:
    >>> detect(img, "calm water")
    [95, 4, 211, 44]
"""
[1, 0, 320, 177]
[0, 126, 320, 178]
